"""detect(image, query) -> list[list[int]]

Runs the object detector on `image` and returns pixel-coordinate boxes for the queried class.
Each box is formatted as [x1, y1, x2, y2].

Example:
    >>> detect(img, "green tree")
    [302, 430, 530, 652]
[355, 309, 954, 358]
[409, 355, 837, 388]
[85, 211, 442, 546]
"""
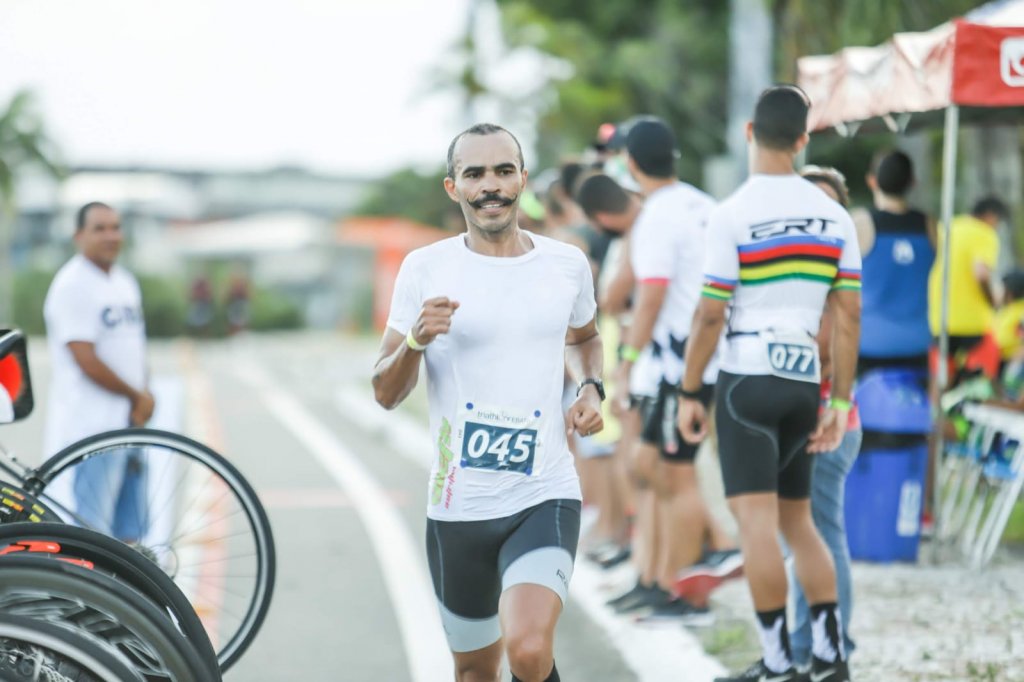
[440, 0, 983, 187]
[493, 0, 730, 182]
[0, 90, 62, 324]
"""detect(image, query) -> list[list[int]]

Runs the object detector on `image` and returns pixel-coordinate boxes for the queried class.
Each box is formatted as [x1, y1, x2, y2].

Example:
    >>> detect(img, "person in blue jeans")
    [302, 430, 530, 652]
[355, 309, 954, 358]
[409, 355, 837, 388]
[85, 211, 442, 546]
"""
[788, 166, 861, 665]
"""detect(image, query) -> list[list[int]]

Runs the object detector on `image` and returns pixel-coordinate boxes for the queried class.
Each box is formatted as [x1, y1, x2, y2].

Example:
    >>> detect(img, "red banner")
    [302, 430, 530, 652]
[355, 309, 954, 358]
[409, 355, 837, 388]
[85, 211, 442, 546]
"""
[953, 20, 1024, 107]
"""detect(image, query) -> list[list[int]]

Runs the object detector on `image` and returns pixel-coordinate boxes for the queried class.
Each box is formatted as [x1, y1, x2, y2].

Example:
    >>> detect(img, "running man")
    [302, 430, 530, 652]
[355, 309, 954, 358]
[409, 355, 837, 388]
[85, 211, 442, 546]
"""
[373, 123, 604, 682]
[677, 86, 859, 682]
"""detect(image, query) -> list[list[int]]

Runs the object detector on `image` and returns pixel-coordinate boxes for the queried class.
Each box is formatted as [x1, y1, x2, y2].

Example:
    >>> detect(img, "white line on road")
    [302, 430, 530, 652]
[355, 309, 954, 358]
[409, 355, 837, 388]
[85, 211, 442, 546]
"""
[235, 361, 453, 682]
[337, 386, 727, 682]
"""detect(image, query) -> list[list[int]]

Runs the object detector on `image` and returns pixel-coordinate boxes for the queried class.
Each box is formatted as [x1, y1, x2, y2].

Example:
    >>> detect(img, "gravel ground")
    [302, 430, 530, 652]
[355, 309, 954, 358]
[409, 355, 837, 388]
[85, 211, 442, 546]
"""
[706, 546, 1024, 682]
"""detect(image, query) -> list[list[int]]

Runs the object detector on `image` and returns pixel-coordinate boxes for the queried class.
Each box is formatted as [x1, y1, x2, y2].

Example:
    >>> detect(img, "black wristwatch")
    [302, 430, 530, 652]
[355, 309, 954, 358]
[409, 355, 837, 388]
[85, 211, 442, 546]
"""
[677, 385, 709, 406]
[577, 378, 606, 401]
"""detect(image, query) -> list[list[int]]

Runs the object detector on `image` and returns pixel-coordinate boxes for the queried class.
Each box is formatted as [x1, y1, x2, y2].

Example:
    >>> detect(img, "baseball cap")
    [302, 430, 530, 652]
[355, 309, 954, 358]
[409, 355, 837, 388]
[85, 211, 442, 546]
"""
[625, 118, 680, 176]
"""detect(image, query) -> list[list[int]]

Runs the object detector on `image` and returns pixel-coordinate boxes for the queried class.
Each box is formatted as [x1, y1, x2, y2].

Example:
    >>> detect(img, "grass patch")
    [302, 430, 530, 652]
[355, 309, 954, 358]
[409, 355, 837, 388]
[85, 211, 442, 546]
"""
[1003, 501, 1024, 544]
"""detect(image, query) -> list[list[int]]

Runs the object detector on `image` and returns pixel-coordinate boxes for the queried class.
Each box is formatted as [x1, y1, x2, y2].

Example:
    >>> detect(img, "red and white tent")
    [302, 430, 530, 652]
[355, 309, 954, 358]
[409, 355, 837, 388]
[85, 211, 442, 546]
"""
[798, 0, 1024, 134]
[797, 0, 1024, 393]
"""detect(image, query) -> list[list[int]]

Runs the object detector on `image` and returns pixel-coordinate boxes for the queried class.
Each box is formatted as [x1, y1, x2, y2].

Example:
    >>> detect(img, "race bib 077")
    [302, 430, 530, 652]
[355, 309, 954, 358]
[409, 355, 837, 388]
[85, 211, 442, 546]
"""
[456, 403, 542, 475]
[761, 330, 820, 383]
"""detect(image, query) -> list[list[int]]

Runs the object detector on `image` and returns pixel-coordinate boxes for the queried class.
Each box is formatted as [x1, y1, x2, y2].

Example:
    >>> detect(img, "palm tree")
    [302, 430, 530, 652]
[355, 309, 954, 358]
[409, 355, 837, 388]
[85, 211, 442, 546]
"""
[0, 89, 62, 324]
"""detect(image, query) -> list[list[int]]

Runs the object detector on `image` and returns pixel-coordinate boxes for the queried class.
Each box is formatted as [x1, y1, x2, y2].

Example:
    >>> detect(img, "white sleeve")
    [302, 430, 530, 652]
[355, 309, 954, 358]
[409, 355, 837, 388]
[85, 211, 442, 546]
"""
[700, 204, 740, 300]
[385, 254, 422, 335]
[630, 208, 674, 282]
[44, 279, 103, 346]
[569, 250, 597, 328]
[832, 213, 863, 291]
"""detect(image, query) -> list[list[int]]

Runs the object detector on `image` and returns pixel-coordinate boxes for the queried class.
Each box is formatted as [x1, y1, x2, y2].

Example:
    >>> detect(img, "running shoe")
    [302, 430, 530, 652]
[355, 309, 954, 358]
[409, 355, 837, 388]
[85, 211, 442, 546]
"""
[605, 580, 653, 610]
[613, 584, 672, 615]
[634, 597, 713, 626]
[597, 546, 631, 570]
[807, 656, 850, 682]
[674, 548, 744, 604]
[714, 659, 805, 682]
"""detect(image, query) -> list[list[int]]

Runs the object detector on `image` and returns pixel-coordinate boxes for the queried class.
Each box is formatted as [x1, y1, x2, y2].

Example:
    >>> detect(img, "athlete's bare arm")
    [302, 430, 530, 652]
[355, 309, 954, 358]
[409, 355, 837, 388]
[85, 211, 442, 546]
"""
[564, 317, 604, 437]
[67, 341, 154, 425]
[599, 237, 634, 315]
[809, 288, 861, 453]
[611, 280, 667, 410]
[827, 288, 861, 403]
[621, 281, 667, 359]
[372, 297, 459, 410]
[850, 207, 875, 256]
[677, 297, 728, 444]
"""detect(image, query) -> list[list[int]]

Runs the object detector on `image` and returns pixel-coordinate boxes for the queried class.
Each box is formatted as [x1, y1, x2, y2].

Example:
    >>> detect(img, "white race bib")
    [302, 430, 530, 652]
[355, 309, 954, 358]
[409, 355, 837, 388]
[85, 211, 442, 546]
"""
[454, 402, 544, 476]
[760, 329, 820, 384]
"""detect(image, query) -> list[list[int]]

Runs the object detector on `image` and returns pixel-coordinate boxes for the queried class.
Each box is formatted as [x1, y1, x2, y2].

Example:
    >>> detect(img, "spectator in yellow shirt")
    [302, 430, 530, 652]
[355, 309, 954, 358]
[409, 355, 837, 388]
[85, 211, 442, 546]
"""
[928, 197, 1008, 383]
[994, 270, 1024, 372]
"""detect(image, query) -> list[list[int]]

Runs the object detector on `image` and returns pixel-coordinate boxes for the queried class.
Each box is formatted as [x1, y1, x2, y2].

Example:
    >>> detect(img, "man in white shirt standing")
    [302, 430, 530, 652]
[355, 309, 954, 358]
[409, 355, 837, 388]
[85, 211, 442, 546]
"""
[610, 118, 738, 621]
[373, 123, 604, 682]
[44, 201, 154, 539]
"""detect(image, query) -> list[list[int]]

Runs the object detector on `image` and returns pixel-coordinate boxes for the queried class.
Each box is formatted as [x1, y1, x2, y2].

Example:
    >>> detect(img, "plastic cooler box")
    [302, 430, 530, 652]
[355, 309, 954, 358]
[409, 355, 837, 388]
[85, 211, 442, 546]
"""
[844, 369, 932, 562]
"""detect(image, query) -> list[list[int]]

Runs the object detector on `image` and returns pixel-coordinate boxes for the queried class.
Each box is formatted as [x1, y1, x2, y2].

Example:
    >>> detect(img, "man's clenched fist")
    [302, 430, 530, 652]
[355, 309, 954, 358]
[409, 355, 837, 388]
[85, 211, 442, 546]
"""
[411, 297, 460, 347]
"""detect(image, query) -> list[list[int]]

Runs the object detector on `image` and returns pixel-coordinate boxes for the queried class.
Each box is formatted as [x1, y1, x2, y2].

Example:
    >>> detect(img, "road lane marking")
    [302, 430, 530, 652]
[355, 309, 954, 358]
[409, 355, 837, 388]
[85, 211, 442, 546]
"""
[179, 341, 228, 648]
[236, 361, 453, 682]
[337, 385, 728, 682]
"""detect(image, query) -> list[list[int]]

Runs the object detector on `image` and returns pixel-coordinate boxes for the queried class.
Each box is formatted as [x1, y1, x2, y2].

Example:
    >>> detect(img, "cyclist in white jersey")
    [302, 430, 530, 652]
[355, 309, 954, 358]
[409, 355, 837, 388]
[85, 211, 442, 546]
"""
[677, 86, 860, 682]
[373, 124, 604, 682]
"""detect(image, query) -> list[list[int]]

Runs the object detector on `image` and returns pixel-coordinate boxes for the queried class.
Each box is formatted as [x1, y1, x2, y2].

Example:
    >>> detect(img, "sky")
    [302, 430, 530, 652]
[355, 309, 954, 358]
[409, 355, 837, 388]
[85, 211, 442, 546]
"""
[0, 0, 477, 177]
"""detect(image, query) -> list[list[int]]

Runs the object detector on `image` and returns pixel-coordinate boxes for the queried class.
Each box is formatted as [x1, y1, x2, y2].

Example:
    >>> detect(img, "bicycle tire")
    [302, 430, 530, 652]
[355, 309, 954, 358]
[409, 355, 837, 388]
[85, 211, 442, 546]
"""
[0, 554, 218, 681]
[0, 612, 145, 682]
[0, 482, 58, 524]
[26, 427, 275, 672]
[0, 522, 218, 675]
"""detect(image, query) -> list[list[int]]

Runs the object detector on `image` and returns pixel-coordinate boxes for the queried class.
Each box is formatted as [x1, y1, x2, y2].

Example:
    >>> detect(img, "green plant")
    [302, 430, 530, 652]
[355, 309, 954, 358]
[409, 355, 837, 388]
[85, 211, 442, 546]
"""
[10, 269, 55, 335]
[248, 289, 302, 331]
[137, 275, 187, 338]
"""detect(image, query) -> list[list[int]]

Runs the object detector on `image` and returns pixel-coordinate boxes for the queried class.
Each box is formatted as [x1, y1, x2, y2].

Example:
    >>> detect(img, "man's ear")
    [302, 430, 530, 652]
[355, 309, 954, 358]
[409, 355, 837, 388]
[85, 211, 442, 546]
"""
[745, 121, 754, 143]
[793, 131, 810, 155]
[593, 211, 620, 232]
[443, 176, 459, 203]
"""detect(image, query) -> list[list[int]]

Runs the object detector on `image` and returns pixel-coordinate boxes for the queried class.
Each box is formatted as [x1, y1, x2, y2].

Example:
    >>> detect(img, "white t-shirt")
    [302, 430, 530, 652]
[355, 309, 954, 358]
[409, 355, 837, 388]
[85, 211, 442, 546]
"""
[701, 174, 862, 376]
[43, 255, 147, 455]
[387, 234, 596, 522]
[630, 182, 718, 385]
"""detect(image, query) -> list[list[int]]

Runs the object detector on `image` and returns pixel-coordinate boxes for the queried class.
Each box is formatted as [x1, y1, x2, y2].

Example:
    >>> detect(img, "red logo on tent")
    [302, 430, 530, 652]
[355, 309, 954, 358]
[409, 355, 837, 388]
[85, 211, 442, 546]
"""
[1001, 36, 1024, 86]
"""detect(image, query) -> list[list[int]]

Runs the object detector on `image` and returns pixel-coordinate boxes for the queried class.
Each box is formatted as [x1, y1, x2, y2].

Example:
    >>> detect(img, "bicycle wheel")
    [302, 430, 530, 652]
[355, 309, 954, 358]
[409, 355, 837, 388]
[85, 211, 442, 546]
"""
[0, 482, 58, 524]
[0, 522, 218, 675]
[0, 613, 145, 682]
[25, 428, 275, 673]
[0, 555, 216, 681]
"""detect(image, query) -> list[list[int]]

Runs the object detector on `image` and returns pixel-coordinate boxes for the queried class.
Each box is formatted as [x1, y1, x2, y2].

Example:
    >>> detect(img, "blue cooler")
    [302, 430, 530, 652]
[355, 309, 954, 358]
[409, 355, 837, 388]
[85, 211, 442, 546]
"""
[845, 369, 932, 562]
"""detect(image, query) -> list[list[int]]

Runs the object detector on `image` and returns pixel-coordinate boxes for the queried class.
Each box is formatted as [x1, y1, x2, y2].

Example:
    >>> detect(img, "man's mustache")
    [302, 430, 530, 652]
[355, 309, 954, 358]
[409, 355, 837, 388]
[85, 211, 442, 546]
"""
[469, 193, 516, 209]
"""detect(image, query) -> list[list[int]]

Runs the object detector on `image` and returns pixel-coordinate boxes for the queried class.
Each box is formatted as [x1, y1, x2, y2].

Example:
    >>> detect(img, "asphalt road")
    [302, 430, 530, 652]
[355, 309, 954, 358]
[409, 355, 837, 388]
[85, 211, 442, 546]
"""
[2, 332, 637, 682]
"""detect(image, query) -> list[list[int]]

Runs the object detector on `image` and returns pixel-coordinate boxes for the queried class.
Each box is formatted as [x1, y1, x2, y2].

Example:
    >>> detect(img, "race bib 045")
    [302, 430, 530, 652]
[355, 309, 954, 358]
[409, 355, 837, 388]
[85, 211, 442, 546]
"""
[456, 403, 543, 475]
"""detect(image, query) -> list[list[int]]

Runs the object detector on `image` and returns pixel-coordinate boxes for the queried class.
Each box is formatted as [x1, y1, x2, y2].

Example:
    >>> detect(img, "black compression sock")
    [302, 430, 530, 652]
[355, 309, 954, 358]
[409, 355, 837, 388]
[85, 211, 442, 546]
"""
[511, 661, 559, 682]
[754, 607, 793, 673]
[809, 601, 845, 662]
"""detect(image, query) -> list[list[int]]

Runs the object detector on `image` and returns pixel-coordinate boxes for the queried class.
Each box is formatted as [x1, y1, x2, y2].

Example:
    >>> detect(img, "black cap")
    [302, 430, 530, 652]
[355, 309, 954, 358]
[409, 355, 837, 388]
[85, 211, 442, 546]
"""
[1003, 269, 1024, 298]
[625, 118, 679, 178]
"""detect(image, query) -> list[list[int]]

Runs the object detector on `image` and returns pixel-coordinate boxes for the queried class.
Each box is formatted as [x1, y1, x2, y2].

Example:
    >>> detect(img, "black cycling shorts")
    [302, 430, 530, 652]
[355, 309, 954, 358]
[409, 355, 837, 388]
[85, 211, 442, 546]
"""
[639, 381, 714, 462]
[714, 371, 819, 499]
[425, 498, 581, 653]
